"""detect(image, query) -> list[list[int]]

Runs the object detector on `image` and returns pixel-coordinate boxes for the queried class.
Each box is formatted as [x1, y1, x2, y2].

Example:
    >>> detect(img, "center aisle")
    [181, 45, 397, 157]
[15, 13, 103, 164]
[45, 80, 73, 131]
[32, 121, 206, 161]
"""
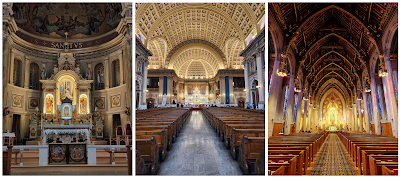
[158, 111, 242, 175]
[310, 134, 356, 175]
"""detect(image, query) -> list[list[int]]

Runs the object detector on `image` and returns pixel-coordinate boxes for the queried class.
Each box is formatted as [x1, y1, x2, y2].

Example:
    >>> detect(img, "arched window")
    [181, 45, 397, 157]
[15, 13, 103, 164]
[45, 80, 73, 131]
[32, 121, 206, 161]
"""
[29, 63, 40, 90]
[112, 60, 120, 87]
[13, 59, 22, 87]
[392, 70, 398, 104]
[293, 94, 299, 122]
[282, 85, 289, 120]
[377, 86, 383, 120]
[367, 93, 373, 122]
[95, 63, 105, 90]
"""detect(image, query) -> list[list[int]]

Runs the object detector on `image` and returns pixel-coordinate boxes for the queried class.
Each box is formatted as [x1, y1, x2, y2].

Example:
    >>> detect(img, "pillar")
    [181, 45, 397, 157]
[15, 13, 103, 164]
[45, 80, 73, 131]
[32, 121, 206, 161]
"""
[370, 75, 381, 135]
[24, 56, 30, 88]
[220, 77, 226, 104]
[268, 53, 284, 137]
[307, 103, 312, 131]
[244, 61, 250, 107]
[229, 76, 234, 104]
[358, 100, 363, 132]
[10, 52, 14, 85]
[158, 76, 164, 105]
[284, 74, 295, 135]
[104, 59, 110, 89]
[167, 77, 173, 104]
[302, 100, 308, 132]
[255, 49, 265, 109]
[383, 54, 398, 137]
[140, 61, 148, 109]
[295, 91, 303, 133]
[119, 52, 124, 85]
[362, 92, 371, 133]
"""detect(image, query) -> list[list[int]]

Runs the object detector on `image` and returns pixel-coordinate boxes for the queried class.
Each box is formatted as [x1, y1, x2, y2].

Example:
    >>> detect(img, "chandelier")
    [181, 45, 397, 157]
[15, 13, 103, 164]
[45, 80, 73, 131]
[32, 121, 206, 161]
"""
[364, 76, 371, 92]
[378, 55, 388, 77]
[302, 88, 309, 100]
[277, 54, 289, 77]
[294, 77, 301, 92]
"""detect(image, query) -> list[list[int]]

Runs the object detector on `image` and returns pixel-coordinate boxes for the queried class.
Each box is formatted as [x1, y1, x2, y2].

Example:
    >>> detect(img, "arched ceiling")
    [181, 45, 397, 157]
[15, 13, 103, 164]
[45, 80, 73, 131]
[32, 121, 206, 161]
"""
[269, 3, 397, 103]
[173, 48, 219, 79]
[136, 3, 265, 73]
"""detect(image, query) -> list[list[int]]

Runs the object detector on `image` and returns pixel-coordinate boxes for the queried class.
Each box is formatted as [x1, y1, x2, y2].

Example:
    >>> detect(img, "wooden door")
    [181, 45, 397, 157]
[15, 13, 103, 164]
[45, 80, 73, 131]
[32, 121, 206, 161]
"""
[381, 123, 393, 136]
[12, 114, 20, 144]
[272, 123, 284, 137]
[239, 101, 245, 108]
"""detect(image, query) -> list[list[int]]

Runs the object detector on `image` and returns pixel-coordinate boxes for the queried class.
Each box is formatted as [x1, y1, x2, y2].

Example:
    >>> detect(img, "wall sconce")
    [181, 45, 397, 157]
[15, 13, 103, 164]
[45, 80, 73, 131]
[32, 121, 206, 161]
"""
[256, 86, 261, 88]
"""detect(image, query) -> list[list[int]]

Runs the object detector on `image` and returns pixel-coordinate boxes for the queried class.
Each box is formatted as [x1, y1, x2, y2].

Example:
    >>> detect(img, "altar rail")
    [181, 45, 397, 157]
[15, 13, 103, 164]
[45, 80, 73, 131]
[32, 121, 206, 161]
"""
[3, 144, 132, 170]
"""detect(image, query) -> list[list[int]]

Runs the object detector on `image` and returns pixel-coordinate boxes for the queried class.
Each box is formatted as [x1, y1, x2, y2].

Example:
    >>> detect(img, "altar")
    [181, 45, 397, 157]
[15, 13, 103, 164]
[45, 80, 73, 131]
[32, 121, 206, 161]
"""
[42, 125, 91, 145]
[185, 85, 208, 105]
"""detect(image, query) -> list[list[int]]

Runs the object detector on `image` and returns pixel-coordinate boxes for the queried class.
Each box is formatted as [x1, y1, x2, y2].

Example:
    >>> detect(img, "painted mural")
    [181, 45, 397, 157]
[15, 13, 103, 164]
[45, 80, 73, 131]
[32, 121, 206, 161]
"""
[187, 84, 206, 94]
[12, 3, 123, 39]
[322, 93, 343, 125]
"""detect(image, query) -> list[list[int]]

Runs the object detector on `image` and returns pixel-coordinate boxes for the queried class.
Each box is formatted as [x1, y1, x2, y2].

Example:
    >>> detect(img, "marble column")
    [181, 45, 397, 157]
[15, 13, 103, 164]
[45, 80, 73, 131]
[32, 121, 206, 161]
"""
[24, 56, 30, 88]
[220, 77, 226, 104]
[354, 103, 358, 132]
[302, 100, 308, 132]
[9, 52, 14, 85]
[383, 54, 398, 137]
[229, 77, 234, 104]
[358, 100, 363, 132]
[104, 59, 110, 89]
[307, 103, 312, 131]
[243, 61, 250, 106]
[167, 77, 173, 104]
[158, 76, 164, 104]
[295, 92, 303, 133]
[255, 49, 265, 109]
[377, 85, 388, 121]
[140, 61, 148, 108]
[284, 74, 295, 135]
[362, 92, 371, 133]
[206, 83, 209, 96]
[349, 107, 354, 131]
[118, 52, 124, 85]
[370, 75, 381, 135]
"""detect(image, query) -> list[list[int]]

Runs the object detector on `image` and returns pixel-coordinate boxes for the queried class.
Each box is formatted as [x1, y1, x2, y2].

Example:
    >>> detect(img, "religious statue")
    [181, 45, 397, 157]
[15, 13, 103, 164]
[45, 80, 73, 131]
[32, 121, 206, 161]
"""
[46, 95, 53, 113]
[30, 113, 37, 123]
[41, 67, 46, 79]
[63, 105, 70, 117]
[80, 95, 87, 113]
[86, 67, 92, 80]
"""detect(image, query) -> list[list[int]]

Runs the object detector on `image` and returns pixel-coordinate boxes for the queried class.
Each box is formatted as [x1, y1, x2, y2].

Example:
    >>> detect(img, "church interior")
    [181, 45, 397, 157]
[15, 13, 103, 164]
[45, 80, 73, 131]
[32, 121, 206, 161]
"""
[268, 3, 398, 175]
[2, 3, 133, 175]
[135, 3, 265, 175]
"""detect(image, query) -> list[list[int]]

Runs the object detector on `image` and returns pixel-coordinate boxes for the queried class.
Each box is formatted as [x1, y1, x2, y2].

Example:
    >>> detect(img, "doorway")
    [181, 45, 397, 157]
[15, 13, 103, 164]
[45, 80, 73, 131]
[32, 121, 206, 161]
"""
[238, 101, 244, 108]
[112, 114, 121, 137]
[12, 114, 21, 144]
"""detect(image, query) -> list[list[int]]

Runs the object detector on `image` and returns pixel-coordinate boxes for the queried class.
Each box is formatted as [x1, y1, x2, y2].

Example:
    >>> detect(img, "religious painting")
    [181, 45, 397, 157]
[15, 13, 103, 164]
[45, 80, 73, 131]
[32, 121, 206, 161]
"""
[197, 84, 206, 94]
[49, 144, 67, 164]
[322, 93, 343, 126]
[12, 3, 122, 39]
[111, 94, 121, 108]
[45, 94, 54, 113]
[68, 144, 87, 163]
[60, 79, 73, 100]
[187, 84, 195, 94]
[79, 94, 88, 114]
[12, 94, 23, 108]
[178, 83, 184, 94]
[28, 97, 39, 109]
[94, 97, 105, 109]
[209, 83, 215, 94]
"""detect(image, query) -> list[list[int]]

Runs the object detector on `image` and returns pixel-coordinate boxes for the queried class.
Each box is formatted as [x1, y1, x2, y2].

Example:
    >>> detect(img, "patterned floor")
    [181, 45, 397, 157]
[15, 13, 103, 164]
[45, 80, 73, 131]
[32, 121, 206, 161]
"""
[310, 134, 356, 175]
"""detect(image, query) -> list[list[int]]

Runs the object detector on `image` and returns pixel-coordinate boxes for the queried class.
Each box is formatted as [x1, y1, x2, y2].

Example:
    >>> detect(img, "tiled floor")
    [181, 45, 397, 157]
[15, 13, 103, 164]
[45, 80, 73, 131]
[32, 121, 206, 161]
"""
[158, 111, 243, 175]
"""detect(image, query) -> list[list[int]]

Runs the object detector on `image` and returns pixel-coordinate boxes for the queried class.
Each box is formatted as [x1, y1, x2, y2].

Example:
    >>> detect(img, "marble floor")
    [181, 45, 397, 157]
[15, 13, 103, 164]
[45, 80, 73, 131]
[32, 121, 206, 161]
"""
[158, 111, 243, 175]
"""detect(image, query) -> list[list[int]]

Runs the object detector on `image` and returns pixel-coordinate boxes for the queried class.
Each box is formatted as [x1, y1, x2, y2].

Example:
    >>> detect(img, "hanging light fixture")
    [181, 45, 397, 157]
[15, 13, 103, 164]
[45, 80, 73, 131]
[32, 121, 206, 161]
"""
[357, 88, 362, 100]
[277, 54, 288, 77]
[378, 55, 388, 77]
[294, 77, 301, 92]
[303, 87, 309, 100]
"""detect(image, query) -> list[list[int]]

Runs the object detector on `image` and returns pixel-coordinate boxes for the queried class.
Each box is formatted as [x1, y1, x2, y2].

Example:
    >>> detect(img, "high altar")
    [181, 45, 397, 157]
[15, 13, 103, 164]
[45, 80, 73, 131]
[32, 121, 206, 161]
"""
[184, 85, 209, 105]
[36, 52, 98, 145]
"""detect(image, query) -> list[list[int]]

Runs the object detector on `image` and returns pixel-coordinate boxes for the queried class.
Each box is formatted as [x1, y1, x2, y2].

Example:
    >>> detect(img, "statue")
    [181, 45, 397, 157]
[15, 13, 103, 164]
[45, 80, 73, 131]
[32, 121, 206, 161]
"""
[86, 67, 92, 80]
[41, 67, 46, 79]
[30, 113, 37, 123]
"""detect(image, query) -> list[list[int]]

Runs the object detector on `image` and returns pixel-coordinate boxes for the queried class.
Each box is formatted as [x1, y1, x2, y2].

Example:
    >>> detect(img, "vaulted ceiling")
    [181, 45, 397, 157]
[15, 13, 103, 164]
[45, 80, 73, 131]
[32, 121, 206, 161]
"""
[136, 3, 265, 75]
[269, 3, 397, 105]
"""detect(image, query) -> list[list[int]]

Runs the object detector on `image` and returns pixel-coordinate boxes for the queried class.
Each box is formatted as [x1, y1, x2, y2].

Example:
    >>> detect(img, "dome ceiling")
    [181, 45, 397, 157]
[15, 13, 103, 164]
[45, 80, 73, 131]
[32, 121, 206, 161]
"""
[136, 3, 265, 72]
[12, 3, 123, 39]
[173, 48, 219, 79]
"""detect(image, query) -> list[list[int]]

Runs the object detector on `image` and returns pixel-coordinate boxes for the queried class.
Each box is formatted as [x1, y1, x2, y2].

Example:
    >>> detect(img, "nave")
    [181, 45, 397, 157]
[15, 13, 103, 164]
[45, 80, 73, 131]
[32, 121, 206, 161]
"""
[158, 111, 242, 175]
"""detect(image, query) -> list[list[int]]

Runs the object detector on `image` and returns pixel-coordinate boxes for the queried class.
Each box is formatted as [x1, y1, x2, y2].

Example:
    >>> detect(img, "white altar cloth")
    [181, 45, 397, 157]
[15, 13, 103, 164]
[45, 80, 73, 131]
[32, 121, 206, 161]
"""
[42, 125, 90, 145]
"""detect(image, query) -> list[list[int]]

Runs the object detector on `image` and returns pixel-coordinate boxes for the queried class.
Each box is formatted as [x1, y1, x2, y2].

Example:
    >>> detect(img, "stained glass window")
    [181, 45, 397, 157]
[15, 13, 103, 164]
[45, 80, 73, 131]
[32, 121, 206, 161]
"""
[367, 94, 373, 122]
[282, 85, 289, 120]
[377, 87, 383, 119]
[268, 76, 272, 98]
[293, 94, 299, 122]
[392, 71, 398, 104]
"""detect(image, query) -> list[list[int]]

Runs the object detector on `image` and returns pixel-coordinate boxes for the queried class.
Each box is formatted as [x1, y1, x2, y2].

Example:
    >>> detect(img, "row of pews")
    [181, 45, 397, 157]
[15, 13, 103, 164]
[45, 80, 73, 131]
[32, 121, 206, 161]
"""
[267, 132, 328, 175]
[135, 108, 191, 175]
[202, 107, 265, 175]
[337, 131, 398, 175]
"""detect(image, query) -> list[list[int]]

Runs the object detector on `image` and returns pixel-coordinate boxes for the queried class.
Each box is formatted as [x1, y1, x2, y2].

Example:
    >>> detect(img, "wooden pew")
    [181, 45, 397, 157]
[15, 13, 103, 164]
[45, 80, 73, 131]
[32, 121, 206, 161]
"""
[382, 165, 398, 175]
[239, 135, 265, 174]
[136, 137, 159, 175]
[270, 165, 285, 175]
[136, 122, 176, 142]
[255, 148, 265, 175]
[369, 156, 398, 175]
[136, 126, 173, 150]
[224, 124, 265, 148]
[136, 129, 168, 161]
[268, 156, 297, 175]
[361, 150, 398, 175]
[230, 129, 265, 159]
[136, 150, 146, 175]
